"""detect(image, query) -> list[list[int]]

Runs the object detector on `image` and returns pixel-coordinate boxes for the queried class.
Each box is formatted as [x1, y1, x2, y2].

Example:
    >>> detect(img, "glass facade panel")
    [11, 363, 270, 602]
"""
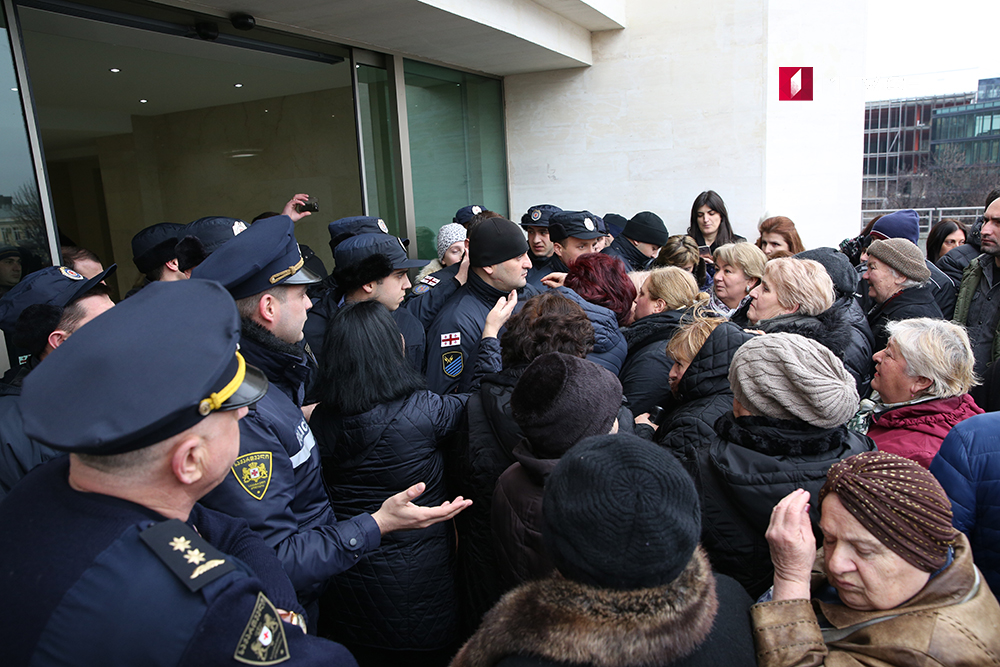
[403, 59, 507, 260]
[356, 63, 401, 236]
[0, 8, 52, 279]
[18, 6, 362, 295]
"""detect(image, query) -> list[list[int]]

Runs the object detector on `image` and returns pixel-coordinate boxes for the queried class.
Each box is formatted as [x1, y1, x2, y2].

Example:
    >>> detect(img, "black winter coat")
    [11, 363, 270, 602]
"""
[681, 413, 875, 598]
[620, 309, 685, 415]
[654, 321, 753, 452]
[313, 391, 467, 650]
[937, 219, 982, 290]
[866, 284, 943, 353]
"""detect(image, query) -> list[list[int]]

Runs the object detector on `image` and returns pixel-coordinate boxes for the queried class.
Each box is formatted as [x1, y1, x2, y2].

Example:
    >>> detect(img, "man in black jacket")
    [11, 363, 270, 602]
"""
[602, 211, 669, 272]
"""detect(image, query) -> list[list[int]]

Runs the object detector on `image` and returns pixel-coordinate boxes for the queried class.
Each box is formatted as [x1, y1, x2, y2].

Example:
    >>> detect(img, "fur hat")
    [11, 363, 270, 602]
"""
[332, 254, 395, 294]
[511, 352, 621, 459]
[866, 238, 930, 283]
[436, 223, 467, 262]
[543, 433, 701, 590]
[729, 333, 859, 428]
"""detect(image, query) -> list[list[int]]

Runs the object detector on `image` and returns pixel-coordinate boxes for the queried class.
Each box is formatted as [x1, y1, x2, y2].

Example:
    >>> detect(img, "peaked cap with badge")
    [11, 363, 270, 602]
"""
[549, 211, 605, 242]
[0, 263, 116, 332]
[520, 204, 562, 229]
[20, 279, 268, 454]
[455, 204, 485, 226]
[131, 222, 186, 275]
[191, 215, 322, 300]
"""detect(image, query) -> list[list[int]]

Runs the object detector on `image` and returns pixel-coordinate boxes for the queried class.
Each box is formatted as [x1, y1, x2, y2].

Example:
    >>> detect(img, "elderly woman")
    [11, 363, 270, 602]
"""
[754, 451, 1000, 666]
[673, 333, 874, 598]
[863, 238, 943, 351]
[756, 216, 805, 258]
[708, 242, 767, 324]
[621, 267, 709, 415]
[862, 318, 983, 467]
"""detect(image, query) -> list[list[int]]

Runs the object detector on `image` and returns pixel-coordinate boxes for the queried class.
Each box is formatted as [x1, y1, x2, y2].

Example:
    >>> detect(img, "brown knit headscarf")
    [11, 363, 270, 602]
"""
[820, 451, 958, 572]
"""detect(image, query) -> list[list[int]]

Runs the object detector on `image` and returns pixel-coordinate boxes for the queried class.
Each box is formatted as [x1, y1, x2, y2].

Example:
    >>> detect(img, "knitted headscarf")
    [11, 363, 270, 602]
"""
[821, 451, 957, 572]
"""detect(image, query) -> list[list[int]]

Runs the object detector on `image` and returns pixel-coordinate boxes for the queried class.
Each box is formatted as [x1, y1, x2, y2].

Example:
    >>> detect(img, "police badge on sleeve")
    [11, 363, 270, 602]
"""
[234, 592, 289, 665]
[233, 452, 272, 500]
[442, 351, 463, 378]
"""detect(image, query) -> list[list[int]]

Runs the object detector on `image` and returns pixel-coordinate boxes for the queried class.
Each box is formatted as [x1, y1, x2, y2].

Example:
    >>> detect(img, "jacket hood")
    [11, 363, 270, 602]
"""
[623, 308, 685, 351]
[555, 286, 627, 373]
[676, 321, 754, 402]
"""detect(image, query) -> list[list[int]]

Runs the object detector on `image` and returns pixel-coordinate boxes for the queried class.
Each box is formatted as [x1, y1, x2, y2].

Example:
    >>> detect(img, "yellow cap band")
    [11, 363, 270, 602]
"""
[269, 256, 305, 284]
[198, 352, 247, 416]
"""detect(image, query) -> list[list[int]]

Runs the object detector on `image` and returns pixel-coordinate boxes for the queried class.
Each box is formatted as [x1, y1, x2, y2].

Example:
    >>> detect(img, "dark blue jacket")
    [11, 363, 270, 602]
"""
[526, 255, 568, 289]
[619, 309, 685, 415]
[931, 412, 1000, 596]
[200, 322, 380, 603]
[552, 286, 628, 376]
[602, 236, 652, 272]
[0, 365, 60, 499]
[0, 458, 357, 667]
[312, 389, 469, 650]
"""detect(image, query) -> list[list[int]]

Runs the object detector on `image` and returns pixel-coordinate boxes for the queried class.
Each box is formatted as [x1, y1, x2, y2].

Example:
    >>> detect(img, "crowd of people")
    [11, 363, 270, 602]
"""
[2, 188, 1000, 666]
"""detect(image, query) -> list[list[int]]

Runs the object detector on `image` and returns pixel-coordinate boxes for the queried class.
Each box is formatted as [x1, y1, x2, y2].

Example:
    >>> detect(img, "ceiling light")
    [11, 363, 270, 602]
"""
[234, 83, 243, 88]
[140, 99, 148, 103]
[110, 68, 120, 73]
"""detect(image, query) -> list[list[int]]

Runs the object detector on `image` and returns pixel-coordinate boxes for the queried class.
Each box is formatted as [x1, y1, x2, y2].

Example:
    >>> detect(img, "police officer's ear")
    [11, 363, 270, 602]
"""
[170, 432, 211, 487]
[46, 328, 72, 355]
[553, 242, 565, 258]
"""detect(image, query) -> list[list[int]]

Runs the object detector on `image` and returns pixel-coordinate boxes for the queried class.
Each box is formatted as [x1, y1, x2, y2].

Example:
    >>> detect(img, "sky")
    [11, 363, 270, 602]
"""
[865, 0, 1000, 101]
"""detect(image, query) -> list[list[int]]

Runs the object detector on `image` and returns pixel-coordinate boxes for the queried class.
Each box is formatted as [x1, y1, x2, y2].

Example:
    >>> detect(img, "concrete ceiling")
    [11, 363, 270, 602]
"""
[149, 0, 626, 76]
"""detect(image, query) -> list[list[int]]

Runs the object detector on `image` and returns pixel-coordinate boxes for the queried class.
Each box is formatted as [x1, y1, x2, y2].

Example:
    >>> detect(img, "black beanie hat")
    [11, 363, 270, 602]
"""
[543, 433, 701, 590]
[469, 217, 528, 268]
[511, 352, 622, 459]
[624, 211, 669, 246]
[796, 247, 857, 297]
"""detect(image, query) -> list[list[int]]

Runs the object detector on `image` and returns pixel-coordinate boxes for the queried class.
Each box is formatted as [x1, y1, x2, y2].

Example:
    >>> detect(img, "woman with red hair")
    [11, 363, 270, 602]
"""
[564, 252, 637, 327]
[756, 216, 805, 258]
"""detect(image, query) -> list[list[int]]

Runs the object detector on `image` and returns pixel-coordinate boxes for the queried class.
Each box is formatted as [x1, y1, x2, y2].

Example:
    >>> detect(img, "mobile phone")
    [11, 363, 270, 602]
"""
[296, 197, 319, 213]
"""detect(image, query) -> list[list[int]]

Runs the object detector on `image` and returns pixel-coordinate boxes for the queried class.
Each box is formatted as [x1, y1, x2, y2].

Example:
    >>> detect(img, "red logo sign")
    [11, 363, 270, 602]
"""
[779, 67, 813, 101]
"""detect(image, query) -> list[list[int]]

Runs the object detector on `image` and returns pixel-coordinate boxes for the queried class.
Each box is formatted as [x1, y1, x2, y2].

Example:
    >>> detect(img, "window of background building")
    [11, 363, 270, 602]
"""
[0, 8, 51, 277]
[17, 5, 362, 296]
[403, 59, 507, 260]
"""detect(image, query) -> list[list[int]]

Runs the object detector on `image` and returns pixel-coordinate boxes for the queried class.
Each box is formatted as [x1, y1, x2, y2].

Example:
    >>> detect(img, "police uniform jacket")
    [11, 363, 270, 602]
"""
[201, 321, 379, 603]
[0, 363, 59, 500]
[526, 255, 568, 289]
[602, 236, 652, 273]
[0, 458, 357, 667]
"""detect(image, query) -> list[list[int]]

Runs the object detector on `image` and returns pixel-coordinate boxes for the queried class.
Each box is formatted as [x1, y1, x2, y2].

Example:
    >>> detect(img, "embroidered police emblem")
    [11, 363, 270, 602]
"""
[233, 220, 248, 235]
[412, 283, 430, 295]
[58, 266, 85, 280]
[530, 209, 542, 222]
[583, 217, 595, 232]
[234, 593, 290, 665]
[442, 351, 464, 378]
[140, 519, 235, 592]
[233, 452, 272, 500]
[472, 205, 482, 215]
[377, 218, 388, 233]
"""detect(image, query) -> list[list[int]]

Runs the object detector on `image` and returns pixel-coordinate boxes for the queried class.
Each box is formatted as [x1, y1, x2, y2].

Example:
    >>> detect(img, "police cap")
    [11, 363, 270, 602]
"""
[131, 223, 186, 274]
[328, 216, 389, 241]
[20, 280, 268, 454]
[0, 264, 117, 332]
[520, 204, 562, 229]
[549, 211, 605, 243]
[334, 233, 428, 271]
[454, 205, 485, 226]
[191, 215, 322, 300]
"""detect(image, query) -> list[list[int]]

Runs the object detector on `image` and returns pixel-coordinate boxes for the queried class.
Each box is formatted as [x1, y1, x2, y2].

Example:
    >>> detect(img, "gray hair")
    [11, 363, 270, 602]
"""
[886, 318, 978, 397]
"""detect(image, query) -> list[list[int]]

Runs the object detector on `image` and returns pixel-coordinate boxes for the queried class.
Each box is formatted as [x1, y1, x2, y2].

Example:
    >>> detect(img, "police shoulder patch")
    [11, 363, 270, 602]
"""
[412, 283, 430, 295]
[421, 276, 440, 287]
[233, 451, 272, 500]
[140, 519, 235, 592]
[234, 592, 290, 665]
[442, 350, 464, 378]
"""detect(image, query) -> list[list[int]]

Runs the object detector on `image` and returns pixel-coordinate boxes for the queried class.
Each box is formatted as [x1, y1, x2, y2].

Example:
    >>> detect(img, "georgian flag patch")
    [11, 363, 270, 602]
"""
[441, 332, 461, 348]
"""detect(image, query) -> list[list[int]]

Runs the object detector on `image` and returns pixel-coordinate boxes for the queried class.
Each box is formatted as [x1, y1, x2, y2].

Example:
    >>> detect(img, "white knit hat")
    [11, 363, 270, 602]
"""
[436, 223, 467, 262]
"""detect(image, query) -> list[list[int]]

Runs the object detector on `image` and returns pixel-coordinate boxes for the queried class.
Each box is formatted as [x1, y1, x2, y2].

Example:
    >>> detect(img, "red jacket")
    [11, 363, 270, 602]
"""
[868, 394, 983, 467]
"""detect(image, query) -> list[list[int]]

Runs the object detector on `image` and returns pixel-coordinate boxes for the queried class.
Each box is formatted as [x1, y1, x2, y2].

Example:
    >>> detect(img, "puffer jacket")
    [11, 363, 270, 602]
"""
[654, 321, 753, 452]
[553, 286, 628, 375]
[451, 364, 635, 631]
[490, 440, 558, 589]
[619, 309, 685, 415]
[869, 394, 983, 468]
[684, 413, 875, 598]
[758, 304, 872, 395]
[312, 390, 468, 650]
[931, 412, 1000, 596]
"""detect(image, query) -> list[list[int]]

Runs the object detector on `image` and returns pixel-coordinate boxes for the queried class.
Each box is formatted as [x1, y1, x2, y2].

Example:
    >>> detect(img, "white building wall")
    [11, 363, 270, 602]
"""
[504, 0, 867, 248]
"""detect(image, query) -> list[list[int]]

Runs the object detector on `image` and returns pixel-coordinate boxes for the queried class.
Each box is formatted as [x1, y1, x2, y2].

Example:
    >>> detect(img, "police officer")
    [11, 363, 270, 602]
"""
[193, 216, 470, 607]
[0, 264, 116, 498]
[0, 279, 359, 666]
[526, 210, 604, 287]
[176, 215, 248, 274]
[521, 204, 562, 285]
[602, 211, 669, 272]
[425, 217, 534, 394]
[127, 222, 188, 297]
